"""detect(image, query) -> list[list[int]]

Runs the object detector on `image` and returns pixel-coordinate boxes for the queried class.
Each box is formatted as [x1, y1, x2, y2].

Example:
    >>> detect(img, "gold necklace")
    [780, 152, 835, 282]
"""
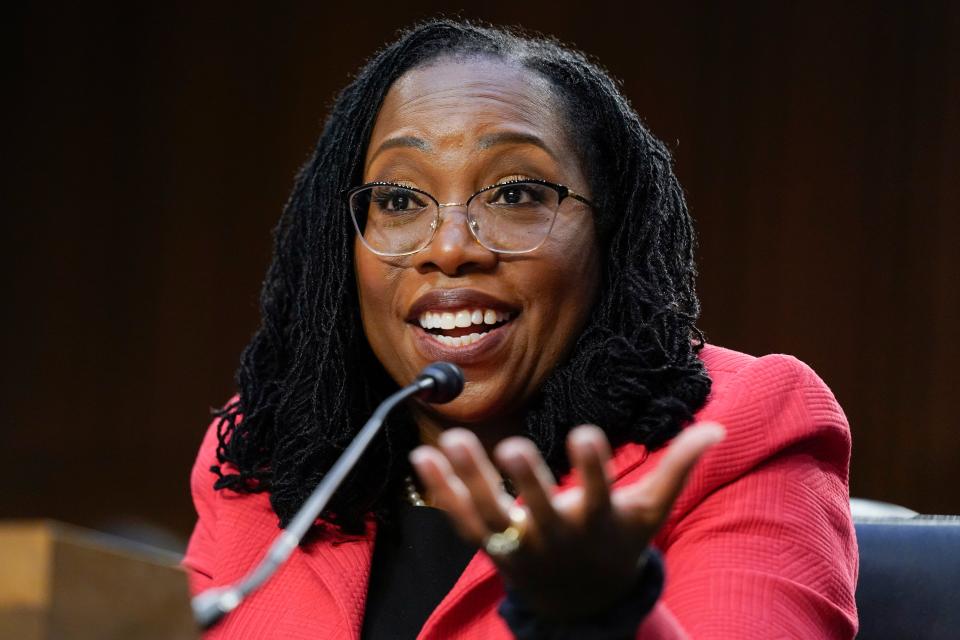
[404, 475, 426, 507]
[402, 475, 516, 507]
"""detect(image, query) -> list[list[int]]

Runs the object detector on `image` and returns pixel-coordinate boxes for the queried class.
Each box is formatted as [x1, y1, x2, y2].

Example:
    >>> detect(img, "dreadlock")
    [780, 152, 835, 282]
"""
[210, 19, 712, 535]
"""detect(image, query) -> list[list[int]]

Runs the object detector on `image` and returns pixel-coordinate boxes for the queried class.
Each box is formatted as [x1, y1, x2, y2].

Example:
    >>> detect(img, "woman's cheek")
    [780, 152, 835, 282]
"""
[354, 251, 408, 381]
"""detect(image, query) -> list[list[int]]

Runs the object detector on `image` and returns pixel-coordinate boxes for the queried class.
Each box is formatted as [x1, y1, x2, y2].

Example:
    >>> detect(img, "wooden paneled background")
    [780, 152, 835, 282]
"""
[5, 3, 958, 547]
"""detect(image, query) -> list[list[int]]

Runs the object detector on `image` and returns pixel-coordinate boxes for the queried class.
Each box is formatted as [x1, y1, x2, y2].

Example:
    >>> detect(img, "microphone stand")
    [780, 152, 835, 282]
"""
[191, 375, 437, 629]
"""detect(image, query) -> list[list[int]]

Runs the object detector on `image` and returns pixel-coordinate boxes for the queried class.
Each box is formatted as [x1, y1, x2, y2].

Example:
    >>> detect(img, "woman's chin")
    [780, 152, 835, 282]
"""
[414, 383, 525, 438]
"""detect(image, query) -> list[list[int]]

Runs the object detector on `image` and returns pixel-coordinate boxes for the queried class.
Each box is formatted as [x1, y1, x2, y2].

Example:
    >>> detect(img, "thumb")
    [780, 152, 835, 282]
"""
[616, 422, 726, 525]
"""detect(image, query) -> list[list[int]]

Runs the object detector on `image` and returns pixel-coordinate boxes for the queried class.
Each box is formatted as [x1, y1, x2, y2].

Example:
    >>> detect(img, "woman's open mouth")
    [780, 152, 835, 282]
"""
[417, 308, 513, 347]
[405, 289, 520, 363]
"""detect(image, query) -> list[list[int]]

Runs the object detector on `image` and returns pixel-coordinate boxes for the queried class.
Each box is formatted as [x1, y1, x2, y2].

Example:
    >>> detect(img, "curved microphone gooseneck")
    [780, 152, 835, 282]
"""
[191, 362, 465, 629]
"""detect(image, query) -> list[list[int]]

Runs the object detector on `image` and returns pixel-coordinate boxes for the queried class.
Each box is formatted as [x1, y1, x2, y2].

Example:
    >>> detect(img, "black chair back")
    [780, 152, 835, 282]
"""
[855, 516, 960, 639]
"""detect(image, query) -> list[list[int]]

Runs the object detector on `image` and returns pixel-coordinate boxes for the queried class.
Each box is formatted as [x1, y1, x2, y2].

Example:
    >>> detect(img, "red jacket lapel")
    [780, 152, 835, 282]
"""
[301, 521, 376, 639]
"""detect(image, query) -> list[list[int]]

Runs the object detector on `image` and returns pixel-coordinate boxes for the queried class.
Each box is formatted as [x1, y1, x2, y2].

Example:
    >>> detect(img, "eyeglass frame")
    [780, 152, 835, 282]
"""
[343, 178, 595, 257]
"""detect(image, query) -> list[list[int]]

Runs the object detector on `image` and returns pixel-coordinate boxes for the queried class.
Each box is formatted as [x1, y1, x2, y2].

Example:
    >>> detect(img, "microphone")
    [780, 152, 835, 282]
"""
[415, 362, 464, 403]
[191, 362, 464, 629]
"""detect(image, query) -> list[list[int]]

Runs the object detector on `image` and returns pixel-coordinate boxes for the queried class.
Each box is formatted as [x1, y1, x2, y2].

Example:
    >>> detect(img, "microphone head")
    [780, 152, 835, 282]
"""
[416, 362, 465, 404]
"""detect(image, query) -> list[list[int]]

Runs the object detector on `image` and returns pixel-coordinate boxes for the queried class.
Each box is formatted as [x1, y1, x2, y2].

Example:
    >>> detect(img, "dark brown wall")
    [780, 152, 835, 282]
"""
[5, 3, 958, 545]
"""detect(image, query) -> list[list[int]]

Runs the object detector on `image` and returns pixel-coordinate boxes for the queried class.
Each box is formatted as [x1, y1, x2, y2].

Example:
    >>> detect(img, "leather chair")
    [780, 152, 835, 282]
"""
[852, 499, 960, 639]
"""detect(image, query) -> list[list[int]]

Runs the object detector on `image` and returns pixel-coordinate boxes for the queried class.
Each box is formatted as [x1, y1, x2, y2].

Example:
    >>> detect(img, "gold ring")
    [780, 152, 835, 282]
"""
[483, 506, 527, 558]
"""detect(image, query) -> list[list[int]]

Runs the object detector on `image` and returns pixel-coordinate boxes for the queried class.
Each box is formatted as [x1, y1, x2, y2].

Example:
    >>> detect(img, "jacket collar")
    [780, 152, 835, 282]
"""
[301, 520, 376, 639]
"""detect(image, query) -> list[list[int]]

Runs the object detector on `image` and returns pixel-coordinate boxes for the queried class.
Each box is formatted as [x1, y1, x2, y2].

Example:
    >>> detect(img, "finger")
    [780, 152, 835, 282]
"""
[438, 429, 512, 531]
[567, 425, 612, 519]
[617, 422, 725, 525]
[409, 446, 489, 543]
[494, 437, 562, 535]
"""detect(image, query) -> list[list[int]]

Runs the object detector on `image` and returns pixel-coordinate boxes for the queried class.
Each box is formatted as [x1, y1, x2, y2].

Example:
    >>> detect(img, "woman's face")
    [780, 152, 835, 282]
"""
[354, 57, 601, 437]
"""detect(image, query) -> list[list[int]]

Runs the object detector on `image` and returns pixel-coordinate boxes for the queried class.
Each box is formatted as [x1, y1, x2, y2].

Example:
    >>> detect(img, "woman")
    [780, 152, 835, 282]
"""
[184, 20, 858, 638]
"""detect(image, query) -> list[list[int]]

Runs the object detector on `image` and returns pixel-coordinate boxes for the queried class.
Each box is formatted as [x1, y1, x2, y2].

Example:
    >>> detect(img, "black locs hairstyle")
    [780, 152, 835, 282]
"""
[211, 20, 712, 534]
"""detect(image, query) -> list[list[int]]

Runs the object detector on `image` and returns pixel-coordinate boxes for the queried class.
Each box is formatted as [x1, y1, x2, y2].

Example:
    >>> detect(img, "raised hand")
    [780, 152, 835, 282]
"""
[409, 422, 725, 621]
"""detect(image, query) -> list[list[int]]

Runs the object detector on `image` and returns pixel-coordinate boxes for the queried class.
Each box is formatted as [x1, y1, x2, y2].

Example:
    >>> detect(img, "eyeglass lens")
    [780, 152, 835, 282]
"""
[350, 182, 560, 255]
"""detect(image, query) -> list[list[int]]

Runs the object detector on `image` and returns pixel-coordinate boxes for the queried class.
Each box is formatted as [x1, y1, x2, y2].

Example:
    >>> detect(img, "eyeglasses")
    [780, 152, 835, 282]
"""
[344, 179, 594, 256]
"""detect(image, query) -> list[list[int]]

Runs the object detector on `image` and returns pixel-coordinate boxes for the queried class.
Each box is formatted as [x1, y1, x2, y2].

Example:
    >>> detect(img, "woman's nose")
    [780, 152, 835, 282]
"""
[412, 208, 498, 276]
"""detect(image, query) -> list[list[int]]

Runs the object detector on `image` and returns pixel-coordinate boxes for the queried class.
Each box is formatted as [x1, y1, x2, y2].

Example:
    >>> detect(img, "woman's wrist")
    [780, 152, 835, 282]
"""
[497, 548, 665, 640]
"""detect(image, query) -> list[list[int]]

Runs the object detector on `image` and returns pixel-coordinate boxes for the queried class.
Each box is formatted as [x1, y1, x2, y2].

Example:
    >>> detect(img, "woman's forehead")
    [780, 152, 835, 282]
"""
[371, 60, 561, 144]
[366, 58, 574, 171]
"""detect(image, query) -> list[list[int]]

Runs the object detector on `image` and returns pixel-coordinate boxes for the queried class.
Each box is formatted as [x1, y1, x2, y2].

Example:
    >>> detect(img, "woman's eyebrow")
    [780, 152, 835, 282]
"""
[368, 131, 556, 166]
[368, 136, 431, 165]
[476, 132, 557, 159]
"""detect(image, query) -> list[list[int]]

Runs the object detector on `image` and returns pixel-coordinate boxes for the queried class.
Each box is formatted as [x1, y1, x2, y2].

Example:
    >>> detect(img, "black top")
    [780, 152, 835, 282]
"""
[361, 503, 476, 640]
[360, 501, 664, 639]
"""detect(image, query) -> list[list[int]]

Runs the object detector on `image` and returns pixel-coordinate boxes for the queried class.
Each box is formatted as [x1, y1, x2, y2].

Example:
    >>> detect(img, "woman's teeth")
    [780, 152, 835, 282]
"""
[431, 332, 490, 347]
[417, 308, 513, 348]
[418, 309, 511, 330]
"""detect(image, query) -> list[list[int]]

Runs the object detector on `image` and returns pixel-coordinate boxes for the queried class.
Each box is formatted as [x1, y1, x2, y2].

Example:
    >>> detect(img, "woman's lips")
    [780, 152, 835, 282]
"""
[406, 288, 519, 321]
[406, 288, 520, 365]
[409, 316, 516, 365]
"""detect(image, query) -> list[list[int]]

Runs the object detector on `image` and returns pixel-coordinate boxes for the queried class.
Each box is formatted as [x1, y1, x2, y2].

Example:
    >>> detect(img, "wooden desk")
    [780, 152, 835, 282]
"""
[0, 520, 197, 639]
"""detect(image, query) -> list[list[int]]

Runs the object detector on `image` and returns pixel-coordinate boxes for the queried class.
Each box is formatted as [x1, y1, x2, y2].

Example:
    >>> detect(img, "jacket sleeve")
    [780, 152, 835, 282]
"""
[181, 414, 223, 595]
[647, 354, 859, 638]
[498, 549, 666, 639]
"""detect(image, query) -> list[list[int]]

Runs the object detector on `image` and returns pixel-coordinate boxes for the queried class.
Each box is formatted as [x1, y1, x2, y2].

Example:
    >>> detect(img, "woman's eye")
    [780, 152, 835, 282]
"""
[388, 193, 410, 210]
[492, 184, 540, 205]
[501, 187, 524, 204]
[373, 188, 424, 212]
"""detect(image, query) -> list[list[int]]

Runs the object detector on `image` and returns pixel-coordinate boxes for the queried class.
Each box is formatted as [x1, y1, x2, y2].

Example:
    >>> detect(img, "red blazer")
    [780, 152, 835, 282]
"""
[183, 345, 859, 638]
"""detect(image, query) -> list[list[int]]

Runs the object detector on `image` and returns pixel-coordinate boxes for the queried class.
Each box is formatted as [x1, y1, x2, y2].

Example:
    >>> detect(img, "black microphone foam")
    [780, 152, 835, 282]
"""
[416, 362, 465, 404]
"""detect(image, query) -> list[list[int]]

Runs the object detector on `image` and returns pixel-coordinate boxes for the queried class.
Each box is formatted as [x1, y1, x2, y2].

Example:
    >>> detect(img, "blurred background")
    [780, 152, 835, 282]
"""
[4, 2, 958, 552]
